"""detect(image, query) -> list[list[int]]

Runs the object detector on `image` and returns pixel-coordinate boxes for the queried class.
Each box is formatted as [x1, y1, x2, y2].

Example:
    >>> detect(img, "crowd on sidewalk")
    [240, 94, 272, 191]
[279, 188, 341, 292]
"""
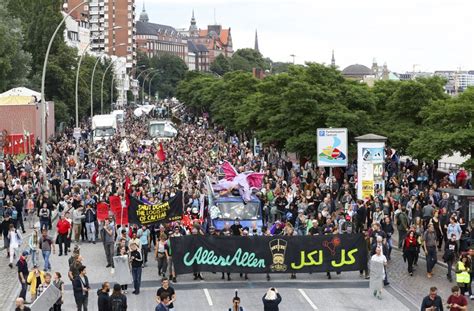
[1, 101, 473, 310]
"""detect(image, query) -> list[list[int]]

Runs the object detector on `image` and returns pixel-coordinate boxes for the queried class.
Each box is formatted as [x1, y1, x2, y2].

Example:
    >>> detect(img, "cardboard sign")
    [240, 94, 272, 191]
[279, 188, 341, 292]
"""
[30, 284, 61, 311]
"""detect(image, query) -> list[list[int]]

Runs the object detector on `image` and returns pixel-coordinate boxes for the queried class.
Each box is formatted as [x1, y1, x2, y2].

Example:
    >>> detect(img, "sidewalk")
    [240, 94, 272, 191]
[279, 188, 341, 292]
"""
[0, 211, 58, 310]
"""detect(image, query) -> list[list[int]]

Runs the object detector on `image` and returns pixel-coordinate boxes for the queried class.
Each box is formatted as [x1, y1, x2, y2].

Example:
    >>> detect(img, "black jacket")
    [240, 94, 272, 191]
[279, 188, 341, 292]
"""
[263, 293, 282, 311]
[97, 289, 110, 311]
[72, 275, 90, 302]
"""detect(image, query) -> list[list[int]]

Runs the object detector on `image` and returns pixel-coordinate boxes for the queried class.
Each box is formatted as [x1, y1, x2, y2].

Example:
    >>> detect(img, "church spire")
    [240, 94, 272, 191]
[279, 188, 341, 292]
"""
[254, 29, 259, 52]
[331, 50, 335, 67]
[189, 10, 198, 37]
[139, 1, 149, 23]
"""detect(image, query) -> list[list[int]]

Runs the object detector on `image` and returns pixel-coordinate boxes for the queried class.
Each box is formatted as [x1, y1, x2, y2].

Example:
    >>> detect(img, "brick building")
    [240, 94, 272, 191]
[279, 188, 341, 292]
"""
[135, 5, 188, 63]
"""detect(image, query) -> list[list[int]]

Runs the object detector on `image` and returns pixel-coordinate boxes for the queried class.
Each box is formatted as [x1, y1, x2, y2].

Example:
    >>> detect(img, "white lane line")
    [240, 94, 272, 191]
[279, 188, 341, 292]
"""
[298, 289, 318, 310]
[203, 288, 213, 306]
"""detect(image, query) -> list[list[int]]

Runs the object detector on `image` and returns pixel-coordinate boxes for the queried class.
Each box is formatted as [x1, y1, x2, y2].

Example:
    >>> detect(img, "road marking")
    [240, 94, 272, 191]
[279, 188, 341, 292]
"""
[298, 288, 318, 310]
[203, 288, 213, 306]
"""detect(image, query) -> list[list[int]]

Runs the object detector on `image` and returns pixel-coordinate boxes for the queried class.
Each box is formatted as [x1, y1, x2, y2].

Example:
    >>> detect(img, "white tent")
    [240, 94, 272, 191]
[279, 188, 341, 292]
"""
[0, 87, 41, 98]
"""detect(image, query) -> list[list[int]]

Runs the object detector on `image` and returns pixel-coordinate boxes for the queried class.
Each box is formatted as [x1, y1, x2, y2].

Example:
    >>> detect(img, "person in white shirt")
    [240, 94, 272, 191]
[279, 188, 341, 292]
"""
[370, 246, 387, 300]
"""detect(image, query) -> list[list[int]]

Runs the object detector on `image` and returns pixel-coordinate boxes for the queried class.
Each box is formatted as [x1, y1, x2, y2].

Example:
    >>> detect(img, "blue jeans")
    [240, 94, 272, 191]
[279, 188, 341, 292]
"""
[42, 250, 51, 271]
[132, 267, 142, 293]
[426, 246, 437, 273]
[40, 220, 49, 231]
[30, 249, 38, 267]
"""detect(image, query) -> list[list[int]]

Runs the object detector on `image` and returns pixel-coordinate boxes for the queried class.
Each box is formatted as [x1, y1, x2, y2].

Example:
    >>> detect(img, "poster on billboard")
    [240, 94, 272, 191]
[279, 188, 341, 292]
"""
[357, 142, 385, 200]
[317, 128, 348, 167]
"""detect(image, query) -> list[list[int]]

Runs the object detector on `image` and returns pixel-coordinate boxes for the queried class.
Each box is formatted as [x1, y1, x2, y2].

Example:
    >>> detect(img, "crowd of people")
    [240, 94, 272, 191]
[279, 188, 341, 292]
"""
[1, 100, 473, 310]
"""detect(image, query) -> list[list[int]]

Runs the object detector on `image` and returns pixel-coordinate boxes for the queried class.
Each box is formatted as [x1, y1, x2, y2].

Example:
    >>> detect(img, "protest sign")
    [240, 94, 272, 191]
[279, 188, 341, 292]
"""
[30, 284, 61, 311]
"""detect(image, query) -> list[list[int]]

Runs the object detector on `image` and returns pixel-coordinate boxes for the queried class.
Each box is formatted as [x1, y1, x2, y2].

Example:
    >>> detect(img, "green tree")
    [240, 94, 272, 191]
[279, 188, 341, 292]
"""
[372, 77, 447, 154]
[409, 87, 474, 175]
[140, 53, 188, 99]
[230, 48, 267, 72]
[0, 2, 31, 92]
[210, 54, 232, 76]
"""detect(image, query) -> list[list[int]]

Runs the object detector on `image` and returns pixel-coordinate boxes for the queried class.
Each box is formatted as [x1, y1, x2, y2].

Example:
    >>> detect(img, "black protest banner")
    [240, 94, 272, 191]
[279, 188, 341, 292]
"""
[128, 191, 184, 225]
[171, 234, 368, 274]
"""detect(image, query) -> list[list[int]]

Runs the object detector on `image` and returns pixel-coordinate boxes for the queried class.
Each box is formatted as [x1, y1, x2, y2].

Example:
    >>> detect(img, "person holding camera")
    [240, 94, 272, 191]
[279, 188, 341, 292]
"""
[420, 286, 443, 311]
[263, 287, 282, 311]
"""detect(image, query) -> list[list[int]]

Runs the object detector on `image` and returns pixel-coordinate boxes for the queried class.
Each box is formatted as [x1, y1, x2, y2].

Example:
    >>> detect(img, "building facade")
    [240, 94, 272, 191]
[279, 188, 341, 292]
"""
[64, 0, 137, 70]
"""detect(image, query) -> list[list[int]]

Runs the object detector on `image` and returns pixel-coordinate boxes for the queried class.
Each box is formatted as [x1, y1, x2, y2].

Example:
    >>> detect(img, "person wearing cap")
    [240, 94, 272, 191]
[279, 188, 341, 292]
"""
[16, 250, 29, 300]
[27, 264, 45, 303]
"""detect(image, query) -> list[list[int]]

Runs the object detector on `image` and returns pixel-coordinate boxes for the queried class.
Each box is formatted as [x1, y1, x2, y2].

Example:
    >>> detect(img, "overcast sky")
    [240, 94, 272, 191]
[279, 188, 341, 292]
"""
[142, 0, 473, 73]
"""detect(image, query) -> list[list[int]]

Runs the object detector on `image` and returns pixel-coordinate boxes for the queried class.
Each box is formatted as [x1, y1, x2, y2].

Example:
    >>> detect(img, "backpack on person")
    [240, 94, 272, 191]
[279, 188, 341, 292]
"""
[12, 209, 18, 220]
[110, 294, 125, 311]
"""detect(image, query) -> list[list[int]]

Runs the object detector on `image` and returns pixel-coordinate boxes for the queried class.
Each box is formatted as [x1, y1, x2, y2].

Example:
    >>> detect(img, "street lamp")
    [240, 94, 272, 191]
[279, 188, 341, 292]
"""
[100, 58, 117, 114]
[75, 35, 100, 128]
[90, 27, 122, 119]
[111, 74, 115, 109]
[99, 43, 125, 114]
[40, 0, 87, 189]
[135, 68, 154, 104]
[148, 72, 160, 102]
[142, 70, 159, 104]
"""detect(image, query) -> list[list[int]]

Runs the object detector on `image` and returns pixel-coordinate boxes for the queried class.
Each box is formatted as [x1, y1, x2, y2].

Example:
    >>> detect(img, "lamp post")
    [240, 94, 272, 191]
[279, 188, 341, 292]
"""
[75, 37, 99, 128]
[90, 55, 103, 119]
[110, 74, 115, 109]
[142, 70, 159, 104]
[90, 27, 122, 119]
[40, 0, 87, 189]
[100, 57, 118, 114]
[148, 72, 160, 103]
[135, 68, 154, 104]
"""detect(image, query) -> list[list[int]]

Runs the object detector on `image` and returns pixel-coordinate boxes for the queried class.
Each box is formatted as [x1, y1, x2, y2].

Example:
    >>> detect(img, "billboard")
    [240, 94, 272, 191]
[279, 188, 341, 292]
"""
[316, 128, 348, 167]
[357, 142, 385, 200]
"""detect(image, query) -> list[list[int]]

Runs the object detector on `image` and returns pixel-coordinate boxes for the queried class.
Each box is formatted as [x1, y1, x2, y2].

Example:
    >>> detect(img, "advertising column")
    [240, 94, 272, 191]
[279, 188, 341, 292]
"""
[355, 134, 387, 200]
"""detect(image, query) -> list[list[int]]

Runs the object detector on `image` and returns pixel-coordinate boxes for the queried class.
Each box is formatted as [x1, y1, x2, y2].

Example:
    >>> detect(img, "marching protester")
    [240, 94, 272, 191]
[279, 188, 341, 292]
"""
[16, 250, 29, 301]
[14, 298, 31, 311]
[110, 283, 128, 311]
[38, 228, 55, 272]
[52, 272, 65, 311]
[28, 228, 40, 267]
[27, 264, 45, 303]
[129, 242, 143, 295]
[446, 286, 468, 311]
[156, 277, 176, 311]
[420, 287, 444, 311]
[97, 282, 111, 311]
[72, 265, 90, 311]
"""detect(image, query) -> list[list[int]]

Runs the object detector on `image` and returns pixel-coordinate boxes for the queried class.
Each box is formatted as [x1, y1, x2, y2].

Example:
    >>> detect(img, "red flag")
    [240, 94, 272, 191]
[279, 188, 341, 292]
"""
[91, 169, 98, 185]
[124, 176, 131, 207]
[156, 142, 166, 162]
[97, 202, 109, 221]
[110, 195, 128, 225]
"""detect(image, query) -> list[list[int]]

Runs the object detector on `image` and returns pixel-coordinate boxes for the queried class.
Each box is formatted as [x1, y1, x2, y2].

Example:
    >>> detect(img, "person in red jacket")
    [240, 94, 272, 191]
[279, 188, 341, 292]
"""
[57, 214, 71, 256]
[403, 230, 418, 276]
